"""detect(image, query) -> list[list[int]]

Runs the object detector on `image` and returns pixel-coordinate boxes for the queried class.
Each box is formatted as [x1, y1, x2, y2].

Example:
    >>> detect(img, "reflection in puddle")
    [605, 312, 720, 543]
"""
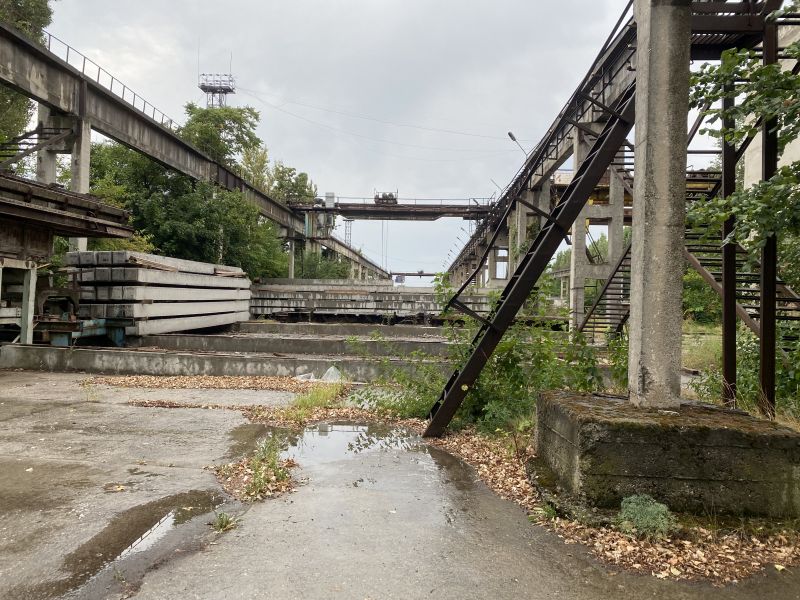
[9, 490, 223, 600]
[117, 510, 176, 560]
[281, 421, 422, 469]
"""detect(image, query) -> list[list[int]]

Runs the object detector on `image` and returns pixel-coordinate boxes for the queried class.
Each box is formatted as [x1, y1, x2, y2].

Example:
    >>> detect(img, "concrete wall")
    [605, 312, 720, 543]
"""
[0, 344, 448, 382]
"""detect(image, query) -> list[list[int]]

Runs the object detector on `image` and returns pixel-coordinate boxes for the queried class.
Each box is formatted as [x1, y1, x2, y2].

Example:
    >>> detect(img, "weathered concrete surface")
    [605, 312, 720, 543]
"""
[135, 332, 452, 358]
[133, 425, 799, 600]
[237, 321, 447, 339]
[0, 370, 291, 600]
[628, 0, 692, 407]
[2, 372, 798, 600]
[535, 392, 800, 517]
[0, 344, 448, 382]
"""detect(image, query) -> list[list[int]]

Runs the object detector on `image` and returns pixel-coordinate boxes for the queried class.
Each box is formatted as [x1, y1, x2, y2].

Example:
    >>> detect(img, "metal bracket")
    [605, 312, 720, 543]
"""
[577, 91, 628, 123]
[516, 198, 571, 245]
[448, 298, 496, 330]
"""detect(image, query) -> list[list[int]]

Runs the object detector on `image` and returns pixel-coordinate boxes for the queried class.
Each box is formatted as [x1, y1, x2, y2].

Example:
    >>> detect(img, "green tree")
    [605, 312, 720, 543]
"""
[268, 162, 317, 204]
[689, 25, 800, 255]
[0, 0, 54, 141]
[179, 103, 260, 167]
[299, 252, 349, 279]
[131, 182, 287, 278]
[241, 143, 270, 190]
[89, 141, 287, 278]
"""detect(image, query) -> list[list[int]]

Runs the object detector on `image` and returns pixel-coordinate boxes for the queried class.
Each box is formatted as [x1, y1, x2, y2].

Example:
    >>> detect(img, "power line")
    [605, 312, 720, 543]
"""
[238, 88, 520, 154]
[238, 86, 534, 142]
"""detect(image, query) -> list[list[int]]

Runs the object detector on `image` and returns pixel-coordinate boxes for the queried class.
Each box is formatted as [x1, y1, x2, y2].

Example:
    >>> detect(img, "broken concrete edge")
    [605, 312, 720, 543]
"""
[534, 391, 800, 518]
[0, 344, 450, 383]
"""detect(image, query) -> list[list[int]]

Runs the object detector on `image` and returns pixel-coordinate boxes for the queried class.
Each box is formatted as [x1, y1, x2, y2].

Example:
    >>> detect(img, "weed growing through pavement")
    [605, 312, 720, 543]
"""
[211, 511, 237, 532]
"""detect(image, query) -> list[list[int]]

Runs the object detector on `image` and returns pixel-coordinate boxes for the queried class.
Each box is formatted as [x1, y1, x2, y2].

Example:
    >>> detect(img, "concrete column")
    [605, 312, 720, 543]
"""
[607, 163, 627, 318]
[628, 0, 691, 408]
[69, 118, 91, 252]
[287, 239, 296, 279]
[608, 163, 626, 266]
[569, 127, 599, 329]
[20, 266, 37, 345]
[35, 104, 58, 185]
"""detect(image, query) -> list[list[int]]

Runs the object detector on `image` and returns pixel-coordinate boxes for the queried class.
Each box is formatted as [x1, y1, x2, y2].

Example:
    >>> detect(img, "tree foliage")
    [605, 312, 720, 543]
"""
[90, 141, 287, 278]
[268, 162, 317, 204]
[0, 0, 54, 141]
[689, 38, 800, 252]
[299, 252, 349, 279]
[179, 103, 260, 167]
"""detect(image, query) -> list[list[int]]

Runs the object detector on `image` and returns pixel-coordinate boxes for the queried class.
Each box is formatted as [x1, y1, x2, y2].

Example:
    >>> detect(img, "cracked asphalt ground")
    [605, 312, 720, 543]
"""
[1, 370, 798, 599]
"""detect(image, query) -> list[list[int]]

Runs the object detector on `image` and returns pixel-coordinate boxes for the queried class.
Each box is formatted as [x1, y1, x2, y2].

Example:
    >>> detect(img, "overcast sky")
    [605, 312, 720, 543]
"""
[51, 0, 628, 283]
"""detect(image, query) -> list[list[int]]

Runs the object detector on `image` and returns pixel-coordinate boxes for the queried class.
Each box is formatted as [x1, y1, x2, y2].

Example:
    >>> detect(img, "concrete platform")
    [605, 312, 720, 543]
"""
[237, 321, 448, 339]
[6, 372, 796, 599]
[535, 392, 800, 517]
[135, 332, 452, 358]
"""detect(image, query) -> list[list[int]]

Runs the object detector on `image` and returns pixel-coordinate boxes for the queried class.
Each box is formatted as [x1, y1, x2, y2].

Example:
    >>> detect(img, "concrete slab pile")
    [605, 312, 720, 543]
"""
[250, 279, 491, 320]
[67, 251, 251, 336]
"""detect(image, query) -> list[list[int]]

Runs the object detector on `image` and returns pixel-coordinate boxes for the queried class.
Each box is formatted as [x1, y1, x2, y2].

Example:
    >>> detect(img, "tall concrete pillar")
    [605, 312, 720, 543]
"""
[20, 265, 37, 345]
[287, 239, 296, 279]
[36, 104, 59, 185]
[628, 0, 691, 408]
[569, 126, 600, 329]
[607, 162, 627, 318]
[608, 162, 626, 266]
[68, 118, 91, 252]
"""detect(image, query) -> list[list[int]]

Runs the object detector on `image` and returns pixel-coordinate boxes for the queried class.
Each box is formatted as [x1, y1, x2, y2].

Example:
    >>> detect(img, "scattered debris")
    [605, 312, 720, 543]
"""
[428, 428, 800, 584]
[90, 375, 323, 393]
[321, 366, 343, 382]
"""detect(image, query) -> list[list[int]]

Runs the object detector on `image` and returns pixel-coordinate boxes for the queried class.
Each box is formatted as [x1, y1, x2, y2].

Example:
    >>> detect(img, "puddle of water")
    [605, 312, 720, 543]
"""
[9, 490, 223, 600]
[279, 421, 423, 469]
[226, 423, 270, 458]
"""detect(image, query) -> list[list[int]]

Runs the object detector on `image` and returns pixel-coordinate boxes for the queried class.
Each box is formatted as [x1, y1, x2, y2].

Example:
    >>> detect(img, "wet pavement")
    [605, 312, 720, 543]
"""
[1, 371, 799, 600]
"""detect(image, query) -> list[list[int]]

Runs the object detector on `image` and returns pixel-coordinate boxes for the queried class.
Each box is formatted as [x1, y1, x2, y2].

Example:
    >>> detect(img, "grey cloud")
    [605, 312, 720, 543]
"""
[53, 0, 626, 278]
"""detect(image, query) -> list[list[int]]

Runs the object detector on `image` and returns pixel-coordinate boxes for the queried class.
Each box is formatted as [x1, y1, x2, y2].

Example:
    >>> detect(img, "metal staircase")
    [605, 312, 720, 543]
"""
[580, 231, 800, 353]
[0, 126, 73, 171]
[424, 84, 636, 437]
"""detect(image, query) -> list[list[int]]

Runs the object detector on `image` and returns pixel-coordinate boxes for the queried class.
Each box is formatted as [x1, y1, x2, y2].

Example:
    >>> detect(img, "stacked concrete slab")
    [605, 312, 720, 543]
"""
[250, 279, 491, 318]
[67, 251, 251, 336]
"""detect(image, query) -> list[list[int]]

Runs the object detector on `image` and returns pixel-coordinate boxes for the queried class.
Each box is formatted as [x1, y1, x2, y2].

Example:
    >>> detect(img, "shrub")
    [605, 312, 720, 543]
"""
[617, 494, 676, 540]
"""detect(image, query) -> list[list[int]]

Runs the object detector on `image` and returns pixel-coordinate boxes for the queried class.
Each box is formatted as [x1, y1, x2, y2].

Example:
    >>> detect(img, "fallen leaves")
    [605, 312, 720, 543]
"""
[213, 456, 296, 501]
[426, 428, 800, 585]
[90, 375, 322, 393]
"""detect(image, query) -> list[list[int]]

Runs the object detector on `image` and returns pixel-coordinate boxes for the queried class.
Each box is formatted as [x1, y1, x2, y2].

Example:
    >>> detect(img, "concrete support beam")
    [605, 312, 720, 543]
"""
[19, 266, 36, 344]
[628, 0, 692, 408]
[35, 104, 59, 186]
[69, 118, 91, 252]
[287, 239, 296, 279]
[569, 125, 601, 329]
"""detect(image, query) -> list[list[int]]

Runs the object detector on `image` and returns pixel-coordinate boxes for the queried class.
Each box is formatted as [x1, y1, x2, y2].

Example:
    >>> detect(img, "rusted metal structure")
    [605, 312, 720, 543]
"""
[426, 0, 791, 436]
[288, 198, 492, 221]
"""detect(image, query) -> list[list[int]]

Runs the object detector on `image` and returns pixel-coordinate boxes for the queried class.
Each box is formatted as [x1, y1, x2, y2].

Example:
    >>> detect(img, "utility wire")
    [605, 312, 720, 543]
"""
[238, 85, 534, 142]
[238, 88, 520, 154]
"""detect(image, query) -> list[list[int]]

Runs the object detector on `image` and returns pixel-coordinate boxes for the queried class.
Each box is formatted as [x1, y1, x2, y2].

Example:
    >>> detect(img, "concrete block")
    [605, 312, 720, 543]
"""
[125, 311, 251, 336]
[535, 392, 800, 517]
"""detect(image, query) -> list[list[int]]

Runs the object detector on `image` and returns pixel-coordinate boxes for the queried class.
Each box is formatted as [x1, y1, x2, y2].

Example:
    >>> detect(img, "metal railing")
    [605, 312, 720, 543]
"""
[42, 30, 179, 131]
